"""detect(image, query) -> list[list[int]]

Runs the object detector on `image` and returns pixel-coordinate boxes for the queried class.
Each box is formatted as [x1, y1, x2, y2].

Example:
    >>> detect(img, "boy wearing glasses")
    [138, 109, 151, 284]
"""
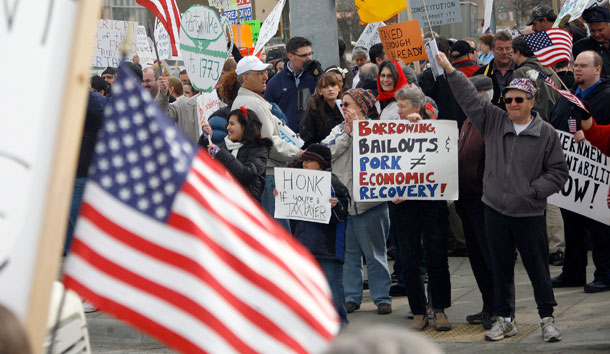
[265, 37, 318, 133]
[439, 52, 569, 343]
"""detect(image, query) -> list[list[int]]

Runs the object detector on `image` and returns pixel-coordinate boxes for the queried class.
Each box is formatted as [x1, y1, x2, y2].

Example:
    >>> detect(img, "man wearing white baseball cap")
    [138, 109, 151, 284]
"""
[232, 56, 302, 229]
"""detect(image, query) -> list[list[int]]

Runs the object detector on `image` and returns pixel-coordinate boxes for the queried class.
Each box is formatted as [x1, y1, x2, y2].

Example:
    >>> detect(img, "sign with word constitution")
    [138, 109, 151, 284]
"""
[274, 168, 332, 224]
[410, 0, 462, 27]
[353, 120, 458, 202]
[548, 130, 610, 225]
[378, 20, 427, 63]
[180, 5, 234, 92]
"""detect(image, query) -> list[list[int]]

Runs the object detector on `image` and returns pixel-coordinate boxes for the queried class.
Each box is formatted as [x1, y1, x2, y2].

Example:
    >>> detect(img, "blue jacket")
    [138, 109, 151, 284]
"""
[264, 65, 317, 133]
[293, 174, 349, 262]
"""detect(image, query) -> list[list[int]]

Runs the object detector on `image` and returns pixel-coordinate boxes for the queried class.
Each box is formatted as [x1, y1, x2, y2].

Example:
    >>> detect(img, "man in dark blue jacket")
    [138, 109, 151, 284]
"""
[265, 37, 318, 132]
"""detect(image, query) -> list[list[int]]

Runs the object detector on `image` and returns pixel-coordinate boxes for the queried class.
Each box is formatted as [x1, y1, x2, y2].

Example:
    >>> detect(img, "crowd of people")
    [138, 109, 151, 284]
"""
[72, 4, 610, 344]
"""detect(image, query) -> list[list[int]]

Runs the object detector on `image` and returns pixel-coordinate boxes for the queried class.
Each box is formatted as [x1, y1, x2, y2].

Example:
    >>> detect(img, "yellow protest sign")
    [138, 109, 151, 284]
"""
[378, 20, 427, 63]
[356, 0, 406, 24]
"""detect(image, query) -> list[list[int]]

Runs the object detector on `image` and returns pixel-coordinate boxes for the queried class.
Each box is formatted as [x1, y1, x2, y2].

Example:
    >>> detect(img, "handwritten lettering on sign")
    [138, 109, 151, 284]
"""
[378, 20, 427, 63]
[92, 20, 139, 67]
[355, 22, 385, 49]
[353, 120, 459, 201]
[274, 168, 332, 224]
[548, 130, 610, 225]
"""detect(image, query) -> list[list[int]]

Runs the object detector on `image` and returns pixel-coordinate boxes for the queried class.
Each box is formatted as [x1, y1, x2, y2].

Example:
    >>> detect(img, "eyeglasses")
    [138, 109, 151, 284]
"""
[341, 102, 351, 108]
[379, 74, 394, 79]
[291, 51, 313, 58]
[573, 63, 592, 69]
[504, 96, 533, 104]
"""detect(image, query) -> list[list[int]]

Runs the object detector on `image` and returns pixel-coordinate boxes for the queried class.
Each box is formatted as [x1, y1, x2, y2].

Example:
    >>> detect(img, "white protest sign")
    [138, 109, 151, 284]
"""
[355, 22, 385, 49]
[253, 0, 286, 55]
[353, 120, 459, 202]
[92, 19, 138, 67]
[276, 116, 304, 148]
[154, 20, 172, 60]
[410, 0, 462, 26]
[483, 0, 493, 33]
[197, 90, 222, 131]
[136, 25, 155, 65]
[554, 0, 598, 26]
[211, 0, 232, 10]
[425, 38, 443, 79]
[274, 168, 332, 223]
[548, 130, 610, 225]
[180, 5, 233, 92]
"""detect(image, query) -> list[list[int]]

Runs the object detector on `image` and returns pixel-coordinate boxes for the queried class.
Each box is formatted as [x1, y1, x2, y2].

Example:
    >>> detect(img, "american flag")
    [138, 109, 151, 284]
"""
[63, 64, 339, 354]
[137, 0, 181, 56]
[523, 29, 573, 67]
[531, 69, 589, 113]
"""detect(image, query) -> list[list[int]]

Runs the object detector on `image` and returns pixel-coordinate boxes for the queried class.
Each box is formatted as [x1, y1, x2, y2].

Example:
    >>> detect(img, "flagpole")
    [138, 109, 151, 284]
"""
[147, 14, 166, 78]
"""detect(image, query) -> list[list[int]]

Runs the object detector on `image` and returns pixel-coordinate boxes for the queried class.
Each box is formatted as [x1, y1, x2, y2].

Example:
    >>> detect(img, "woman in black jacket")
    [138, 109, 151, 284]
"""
[198, 107, 272, 202]
[299, 73, 344, 148]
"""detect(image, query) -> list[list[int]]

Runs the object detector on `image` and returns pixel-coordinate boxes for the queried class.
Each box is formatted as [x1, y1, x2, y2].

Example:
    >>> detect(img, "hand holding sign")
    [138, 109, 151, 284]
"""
[274, 168, 332, 224]
[436, 52, 454, 74]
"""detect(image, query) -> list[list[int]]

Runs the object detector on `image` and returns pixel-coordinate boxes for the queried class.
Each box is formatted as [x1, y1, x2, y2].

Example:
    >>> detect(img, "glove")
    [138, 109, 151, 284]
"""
[570, 100, 591, 122]
[303, 60, 323, 77]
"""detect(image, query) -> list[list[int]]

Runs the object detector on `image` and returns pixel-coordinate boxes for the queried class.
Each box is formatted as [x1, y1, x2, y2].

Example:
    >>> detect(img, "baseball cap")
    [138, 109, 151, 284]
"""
[235, 56, 272, 75]
[582, 6, 610, 23]
[503, 78, 537, 96]
[526, 5, 556, 25]
[450, 40, 475, 58]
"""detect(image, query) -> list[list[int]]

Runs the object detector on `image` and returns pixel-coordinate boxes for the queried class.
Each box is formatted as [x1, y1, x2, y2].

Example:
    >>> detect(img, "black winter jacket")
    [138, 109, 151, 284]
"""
[300, 99, 344, 149]
[551, 79, 610, 132]
[293, 174, 350, 262]
[419, 67, 467, 129]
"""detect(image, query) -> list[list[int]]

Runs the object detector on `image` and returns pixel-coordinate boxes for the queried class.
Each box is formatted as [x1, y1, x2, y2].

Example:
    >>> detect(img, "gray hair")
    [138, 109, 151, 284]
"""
[395, 86, 426, 107]
[352, 46, 368, 59]
[359, 63, 378, 82]
[236, 73, 246, 85]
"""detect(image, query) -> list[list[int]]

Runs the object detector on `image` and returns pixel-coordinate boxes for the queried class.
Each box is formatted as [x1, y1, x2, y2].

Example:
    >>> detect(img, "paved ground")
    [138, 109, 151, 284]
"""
[87, 255, 610, 353]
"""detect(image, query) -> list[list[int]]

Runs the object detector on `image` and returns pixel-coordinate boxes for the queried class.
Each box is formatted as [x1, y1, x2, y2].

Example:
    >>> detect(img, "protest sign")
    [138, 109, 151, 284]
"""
[211, 0, 232, 9]
[274, 168, 332, 224]
[425, 38, 443, 79]
[410, 0, 462, 27]
[180, 5, 233, 93]
[242, 19, 262, 44]
[548, 130, 610, 225]
[355, 22, 385, 49]
[136, 25, 155, 65]
[197, 90, 222, 134]
[224, 0, 253, 25]
[91, 19, 138, 67]
[554, 0, 597, 26]
[483, 0, 493, 33]
[254, 0, 286, 55]
[154, 20, 172, 60]
[378, 20, 427, 63]
[276, 117, 304, 148]
[232, 24, 253, 48]
[352, 120, 459, 202]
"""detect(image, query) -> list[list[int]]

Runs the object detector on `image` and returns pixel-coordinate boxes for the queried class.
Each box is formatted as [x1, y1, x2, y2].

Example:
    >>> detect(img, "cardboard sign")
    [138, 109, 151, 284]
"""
[548, 130, 610, 225]
[355, 22, 385, 49]
[352, 120, 459, 201]
[254, 0, 286, 55]
[410, 0, 462, 27]
[180, 5, 233, 93]
[154, 20, 172, 60]
[378, 20, 427, 63]
[92, 19, 138, 67]
[242, 19, 261, 44]
[136, 25, 155, 65]
[274, 168, 332, 224]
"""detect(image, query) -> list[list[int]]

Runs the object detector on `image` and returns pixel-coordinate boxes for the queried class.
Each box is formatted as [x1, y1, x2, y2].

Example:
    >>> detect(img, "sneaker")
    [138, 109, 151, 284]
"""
[345, 302, 360, 313]
[377, 303, 392, 315]
[433, 312, 451, 331]
[466, 311, 490, 325]
[485, 318, 517, 341]
[410, 314, 429, 331]
[541, 317, 562, 342]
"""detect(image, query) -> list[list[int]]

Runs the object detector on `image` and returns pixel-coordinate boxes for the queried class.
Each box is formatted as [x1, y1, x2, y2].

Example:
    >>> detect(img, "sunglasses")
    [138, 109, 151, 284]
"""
[504, 96, 532, 104]
[341, 102, 350, 108]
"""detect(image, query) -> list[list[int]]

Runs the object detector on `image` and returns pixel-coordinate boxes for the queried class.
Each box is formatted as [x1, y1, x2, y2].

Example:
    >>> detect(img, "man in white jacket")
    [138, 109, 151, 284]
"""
[233, 56, 302, 229]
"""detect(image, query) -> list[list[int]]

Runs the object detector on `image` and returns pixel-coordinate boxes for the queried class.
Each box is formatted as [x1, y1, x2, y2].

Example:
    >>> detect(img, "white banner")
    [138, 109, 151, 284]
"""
[92, 20, 139, 67]
[154, 20, 172, 61]
[548, 130, 610, 225]
[483, 0, 493, 33]
[253, 0, 286, 55]
[355, 22, 385, 49]
[410, 0, 462, 27]
[353, 120, 459, 202]
[274, 168, 332, 224]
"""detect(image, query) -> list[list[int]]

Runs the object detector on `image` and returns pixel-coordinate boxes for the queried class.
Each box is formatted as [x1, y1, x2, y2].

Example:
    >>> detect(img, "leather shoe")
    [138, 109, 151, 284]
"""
[584, 280, 610, 293]
[377, 303, 392, 315]
[345, 302, 360, 313]
[551, 273, 585, 288]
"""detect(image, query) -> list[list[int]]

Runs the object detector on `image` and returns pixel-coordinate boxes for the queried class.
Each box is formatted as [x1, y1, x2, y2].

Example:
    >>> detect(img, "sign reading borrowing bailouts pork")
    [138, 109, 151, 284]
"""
[353, 120, 459, 202]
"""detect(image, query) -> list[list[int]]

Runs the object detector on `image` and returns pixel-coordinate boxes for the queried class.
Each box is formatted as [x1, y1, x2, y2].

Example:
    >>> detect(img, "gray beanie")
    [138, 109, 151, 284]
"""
[470, 75, 493, 91]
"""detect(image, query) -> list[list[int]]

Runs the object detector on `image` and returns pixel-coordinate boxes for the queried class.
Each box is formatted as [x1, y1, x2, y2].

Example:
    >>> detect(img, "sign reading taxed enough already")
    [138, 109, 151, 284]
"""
[353, 120, 459, 202]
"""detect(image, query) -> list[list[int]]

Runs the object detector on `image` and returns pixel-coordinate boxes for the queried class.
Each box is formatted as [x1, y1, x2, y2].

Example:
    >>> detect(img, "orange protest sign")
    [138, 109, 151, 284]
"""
[231, 24, 253, 48]
[378, 20, 426, 64]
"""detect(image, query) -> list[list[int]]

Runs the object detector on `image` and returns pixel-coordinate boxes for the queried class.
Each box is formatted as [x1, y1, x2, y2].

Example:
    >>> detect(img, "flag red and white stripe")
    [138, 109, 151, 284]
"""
[533, 69, 589, 113]
[524, 29, 573, 67]
[63, 65, 339, 354]
[137, 0, 181, 56]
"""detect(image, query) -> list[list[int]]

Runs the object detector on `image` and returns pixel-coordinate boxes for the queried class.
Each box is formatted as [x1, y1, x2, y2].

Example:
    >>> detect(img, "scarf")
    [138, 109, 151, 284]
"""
[224, 135, 244, 157]
[376, 59, 408, 104]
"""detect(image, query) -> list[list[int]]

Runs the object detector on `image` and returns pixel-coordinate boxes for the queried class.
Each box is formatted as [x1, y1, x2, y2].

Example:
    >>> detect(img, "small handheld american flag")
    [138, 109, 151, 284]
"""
[527, 69, 589, 113]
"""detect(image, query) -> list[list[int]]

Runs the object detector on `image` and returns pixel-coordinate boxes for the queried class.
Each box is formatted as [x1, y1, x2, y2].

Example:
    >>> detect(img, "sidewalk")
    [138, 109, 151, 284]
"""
[88, 255, 610, 353]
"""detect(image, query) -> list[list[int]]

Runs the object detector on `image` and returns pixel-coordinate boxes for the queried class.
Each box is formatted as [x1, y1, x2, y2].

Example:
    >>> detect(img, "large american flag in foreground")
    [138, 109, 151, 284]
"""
[137, 0, 181, 56]
[523, 29, 573, 67]
[63, 64, 339, 354]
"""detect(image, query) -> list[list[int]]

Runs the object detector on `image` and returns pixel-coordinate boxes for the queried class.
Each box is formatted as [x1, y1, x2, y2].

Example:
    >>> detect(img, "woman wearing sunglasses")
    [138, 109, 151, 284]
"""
[322, 88, 393, 316]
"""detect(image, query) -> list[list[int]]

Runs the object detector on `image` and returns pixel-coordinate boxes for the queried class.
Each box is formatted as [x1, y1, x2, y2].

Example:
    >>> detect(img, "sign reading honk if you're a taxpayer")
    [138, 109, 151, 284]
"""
[274, 168, 332, 224]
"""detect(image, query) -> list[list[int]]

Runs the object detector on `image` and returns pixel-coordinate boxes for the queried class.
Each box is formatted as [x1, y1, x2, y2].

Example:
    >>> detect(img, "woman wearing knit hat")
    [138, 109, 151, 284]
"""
[322, 88, 393, 315]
